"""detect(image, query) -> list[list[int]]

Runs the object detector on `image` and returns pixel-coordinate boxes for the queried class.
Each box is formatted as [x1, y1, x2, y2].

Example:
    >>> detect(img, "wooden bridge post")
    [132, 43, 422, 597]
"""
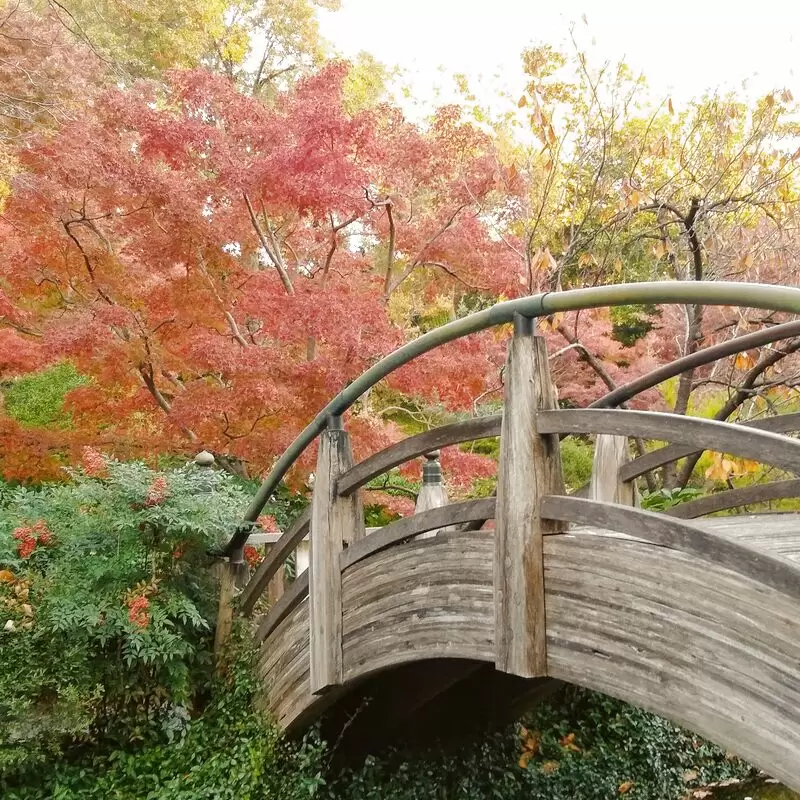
[414, 450, 451, 538]
[309, 416, 365, 694]
[589, 434, 638, 506]
[495, 314, 564, 678]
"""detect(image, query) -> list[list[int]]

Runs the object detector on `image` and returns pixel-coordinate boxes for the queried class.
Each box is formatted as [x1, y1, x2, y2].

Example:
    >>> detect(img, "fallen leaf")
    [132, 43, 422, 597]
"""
[683, 770, 699, 783]
[618, 781, 635, 794]
[0, 569, 14, 583]
[541, 760, 559, 775]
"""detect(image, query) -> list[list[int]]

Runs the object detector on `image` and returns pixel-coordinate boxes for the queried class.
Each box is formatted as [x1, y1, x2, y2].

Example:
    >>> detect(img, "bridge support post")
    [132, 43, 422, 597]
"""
[495, 315, 564, 678]
[310, 416, 365, 694]
[590, 435, 638, 506]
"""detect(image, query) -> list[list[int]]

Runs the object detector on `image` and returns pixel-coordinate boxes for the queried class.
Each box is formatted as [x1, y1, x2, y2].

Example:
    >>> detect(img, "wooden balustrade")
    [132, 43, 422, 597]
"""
[241, 331, 800, 694]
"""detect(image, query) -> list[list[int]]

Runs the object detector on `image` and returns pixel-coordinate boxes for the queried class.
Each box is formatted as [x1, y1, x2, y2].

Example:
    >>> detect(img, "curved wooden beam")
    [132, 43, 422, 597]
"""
[591, 320, 800, 410]
[620, 412, 800, 481]
[666, 478, 800, 519]
[254, 571, 309, 645]
[539, 494, 800, 601]
[340, 498, 496, 571]
[537, 409, 800, 477]
[337, 416, 501, 497]
[239, 508, 310, 617]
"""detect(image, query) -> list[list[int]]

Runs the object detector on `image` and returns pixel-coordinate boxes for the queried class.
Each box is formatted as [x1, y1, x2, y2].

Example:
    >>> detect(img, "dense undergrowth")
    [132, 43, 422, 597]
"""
[0, 458, 757, 799]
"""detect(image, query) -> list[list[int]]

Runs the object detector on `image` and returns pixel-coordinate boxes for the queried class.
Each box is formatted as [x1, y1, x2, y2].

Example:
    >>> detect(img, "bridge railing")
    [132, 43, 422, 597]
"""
[226, 281, 800, 690]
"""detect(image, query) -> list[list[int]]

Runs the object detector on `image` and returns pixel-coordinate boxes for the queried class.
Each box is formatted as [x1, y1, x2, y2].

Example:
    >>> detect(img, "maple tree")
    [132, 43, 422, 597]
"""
[4, 11, 800, 497]
[0, 63, 512, 483]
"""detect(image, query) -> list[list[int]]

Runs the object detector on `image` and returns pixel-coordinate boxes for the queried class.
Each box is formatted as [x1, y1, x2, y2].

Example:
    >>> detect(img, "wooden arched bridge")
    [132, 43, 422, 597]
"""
[219, 282, 800, 790]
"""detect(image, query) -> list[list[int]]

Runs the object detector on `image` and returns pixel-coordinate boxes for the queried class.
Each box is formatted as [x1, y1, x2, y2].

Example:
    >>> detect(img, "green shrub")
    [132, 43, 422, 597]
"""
[0, 455, 251, 781]
[4, 363, 88, 429]
[325, 686, 754, 800]
[560, 437, 594, 491]
[3, 633, 328, 800]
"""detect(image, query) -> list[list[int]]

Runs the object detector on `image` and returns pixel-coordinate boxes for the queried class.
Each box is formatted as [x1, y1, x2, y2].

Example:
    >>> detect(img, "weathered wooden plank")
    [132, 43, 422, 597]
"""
[538, 408, 800, 477]
[620, 411, 800, 481]
[666, 478, 800, 519]
[310, 425, 365, 694]
[257, 523, 800, 789]
[495, 323, 564, 678]
[336, 416, 501, 497]
[254, 571, 309, 644]
[589, 434, 637, 506]
[340, 498, 496, 571]
[539, 495, 800, 601]
[239, 507, 310, 617]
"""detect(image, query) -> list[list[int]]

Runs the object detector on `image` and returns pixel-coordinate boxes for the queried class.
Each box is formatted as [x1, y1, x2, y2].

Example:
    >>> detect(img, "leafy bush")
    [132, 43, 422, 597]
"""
[0, 454, 251, 781]
[3, 633, 328, 800]
[326, 686, 754, 800]
[4, 362, 87, 429]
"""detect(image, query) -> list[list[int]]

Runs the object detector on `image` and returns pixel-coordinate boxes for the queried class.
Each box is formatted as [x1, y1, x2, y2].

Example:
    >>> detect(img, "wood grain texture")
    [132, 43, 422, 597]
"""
[254, 571, 309, 644]
[539, 495, 800, 601]
[336, 416, 501, 497]
[256, 523, 800, 790]
[589, 434, 636, 506]
[239, 508, 310, 616]
[495, 332, 563, 678]
[310, 429, 365, 694]
[340, 498, 496, 571]
[620, 411, 800, 481]
[538, 409, 800, 477]
[666, 479, 800, 519]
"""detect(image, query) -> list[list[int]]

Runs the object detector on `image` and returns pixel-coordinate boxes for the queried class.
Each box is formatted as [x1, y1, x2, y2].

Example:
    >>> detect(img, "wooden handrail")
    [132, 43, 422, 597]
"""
[537, 409, 800, 477]
[336, 416, 501, 497]
[539, 495, 800, 601]
[254, 571, 309, 644]
[239, 508, 310, 617]
[340, 498, 496, 571]
[620, 412, 800, 481]
[666, 478, 800, 519]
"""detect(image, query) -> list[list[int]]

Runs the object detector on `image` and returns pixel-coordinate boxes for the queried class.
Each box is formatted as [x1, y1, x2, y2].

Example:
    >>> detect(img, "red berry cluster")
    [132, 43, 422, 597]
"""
[244, 545, 262, 568]
[81, 446, 108, 478]
[144, 475, 169, 507]
[12, 520, 54, 559]
[126, 595, 150, 629]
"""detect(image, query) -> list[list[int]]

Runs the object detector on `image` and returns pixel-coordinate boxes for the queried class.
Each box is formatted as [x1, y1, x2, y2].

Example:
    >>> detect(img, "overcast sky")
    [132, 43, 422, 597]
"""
[319, 1, 800, 113]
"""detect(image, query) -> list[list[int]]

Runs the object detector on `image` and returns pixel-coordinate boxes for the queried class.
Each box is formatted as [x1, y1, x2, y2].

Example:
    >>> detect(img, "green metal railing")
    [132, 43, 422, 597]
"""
[220, 280, 800, 557]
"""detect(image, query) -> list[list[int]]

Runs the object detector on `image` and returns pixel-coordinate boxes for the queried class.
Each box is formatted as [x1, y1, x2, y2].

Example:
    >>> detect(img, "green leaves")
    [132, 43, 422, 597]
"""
[0, 457, 250, 780]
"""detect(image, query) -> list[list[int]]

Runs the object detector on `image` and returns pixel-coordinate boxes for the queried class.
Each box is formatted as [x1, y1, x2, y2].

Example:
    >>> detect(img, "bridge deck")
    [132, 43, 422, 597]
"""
[256, 511, 800, 788]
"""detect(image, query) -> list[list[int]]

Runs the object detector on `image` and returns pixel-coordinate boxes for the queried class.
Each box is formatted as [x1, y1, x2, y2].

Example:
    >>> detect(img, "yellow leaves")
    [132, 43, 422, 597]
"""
[578, 253, 598, 268]
[781, 88, 794, 104]
[530, 247, 558, 275]
[704, 453, 738, 483]
[538, 312, 564, 333]
[652, 240, 669, 260]
[620, 178, 645, 210]
[704, 452, 761, 483]
[518, 95, 528, 108]
[0, 570, 15, 584]
[541, 760, 560, 774]
[618, 781, 635, 794]
[559, 732, 580, 752]
[518, 726, 540, 768]
[668, 97, 674, 115]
